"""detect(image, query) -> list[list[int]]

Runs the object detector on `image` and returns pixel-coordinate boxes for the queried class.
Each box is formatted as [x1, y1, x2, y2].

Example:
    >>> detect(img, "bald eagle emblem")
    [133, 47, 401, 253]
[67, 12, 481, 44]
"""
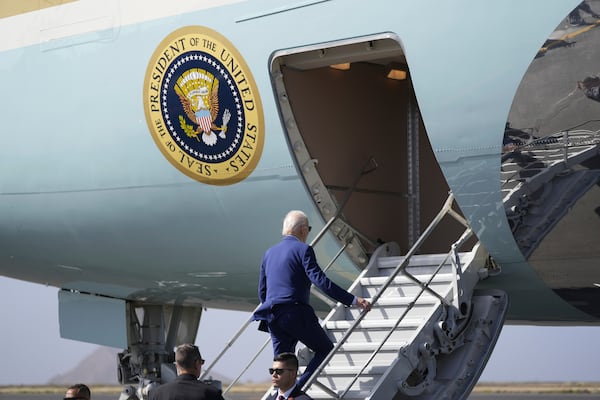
[174, 69, 231, 146]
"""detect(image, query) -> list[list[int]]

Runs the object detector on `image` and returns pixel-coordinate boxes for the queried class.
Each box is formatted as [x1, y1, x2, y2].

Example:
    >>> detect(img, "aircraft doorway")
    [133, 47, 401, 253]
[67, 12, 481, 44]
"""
[271, 34, 466, 268]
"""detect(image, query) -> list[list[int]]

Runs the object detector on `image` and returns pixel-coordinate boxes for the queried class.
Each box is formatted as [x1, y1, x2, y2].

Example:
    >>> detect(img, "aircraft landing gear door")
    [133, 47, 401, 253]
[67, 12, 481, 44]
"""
[271, 34, 459, 267]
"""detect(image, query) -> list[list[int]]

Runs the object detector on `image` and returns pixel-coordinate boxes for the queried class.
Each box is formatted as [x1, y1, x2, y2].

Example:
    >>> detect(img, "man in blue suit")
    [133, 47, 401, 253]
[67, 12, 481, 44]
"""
[253, 210, 371, 389]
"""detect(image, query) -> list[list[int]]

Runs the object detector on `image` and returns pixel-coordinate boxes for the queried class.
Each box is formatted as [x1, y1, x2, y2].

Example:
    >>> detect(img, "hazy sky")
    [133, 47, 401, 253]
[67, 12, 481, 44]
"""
[1, 276, 599, 385]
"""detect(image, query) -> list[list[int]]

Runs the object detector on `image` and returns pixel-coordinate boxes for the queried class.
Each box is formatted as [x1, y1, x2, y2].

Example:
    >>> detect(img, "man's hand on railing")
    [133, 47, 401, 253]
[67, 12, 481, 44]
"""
[356, 297, 372, 312]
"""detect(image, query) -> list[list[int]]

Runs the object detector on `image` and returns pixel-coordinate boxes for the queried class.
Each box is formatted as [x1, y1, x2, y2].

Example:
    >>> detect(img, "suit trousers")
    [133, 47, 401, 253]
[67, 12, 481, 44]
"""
[268, 303, 333, 389]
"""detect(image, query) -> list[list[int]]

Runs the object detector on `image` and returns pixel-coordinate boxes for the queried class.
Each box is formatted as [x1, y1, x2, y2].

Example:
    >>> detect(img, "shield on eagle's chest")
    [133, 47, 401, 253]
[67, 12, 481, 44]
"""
[195, 109, 212, 133]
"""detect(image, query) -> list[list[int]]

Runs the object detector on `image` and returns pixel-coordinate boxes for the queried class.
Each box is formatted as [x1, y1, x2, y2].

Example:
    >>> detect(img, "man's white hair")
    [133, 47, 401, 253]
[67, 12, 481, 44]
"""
[282, 210, 308, 236]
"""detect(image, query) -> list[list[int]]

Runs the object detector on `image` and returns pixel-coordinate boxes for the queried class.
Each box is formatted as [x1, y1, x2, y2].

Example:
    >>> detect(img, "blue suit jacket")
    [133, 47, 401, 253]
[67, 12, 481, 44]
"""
[253, 235, 354, 321]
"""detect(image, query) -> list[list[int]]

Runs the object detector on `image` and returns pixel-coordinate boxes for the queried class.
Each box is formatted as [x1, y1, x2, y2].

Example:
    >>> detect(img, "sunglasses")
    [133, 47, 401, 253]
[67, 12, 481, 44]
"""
[269, 368, 294, 375]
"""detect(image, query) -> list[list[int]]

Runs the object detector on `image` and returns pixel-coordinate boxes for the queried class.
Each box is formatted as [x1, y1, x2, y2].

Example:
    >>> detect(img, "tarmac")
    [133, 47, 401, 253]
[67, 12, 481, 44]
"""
[2, 383, 600, 400]
[1, 392, 600, 400]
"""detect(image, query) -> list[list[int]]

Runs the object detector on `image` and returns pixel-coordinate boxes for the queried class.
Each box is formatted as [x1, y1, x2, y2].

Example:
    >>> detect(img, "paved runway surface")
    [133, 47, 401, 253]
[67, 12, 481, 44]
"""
[2, 394, 600, 400]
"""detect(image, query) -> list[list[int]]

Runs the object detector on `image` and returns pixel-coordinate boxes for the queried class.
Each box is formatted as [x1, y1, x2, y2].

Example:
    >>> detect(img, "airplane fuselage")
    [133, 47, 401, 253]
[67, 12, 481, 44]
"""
[1, 0, 599, 334]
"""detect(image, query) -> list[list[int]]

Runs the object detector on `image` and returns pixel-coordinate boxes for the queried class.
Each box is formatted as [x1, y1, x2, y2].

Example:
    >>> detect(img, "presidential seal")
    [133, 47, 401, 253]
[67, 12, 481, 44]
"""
[143, 26, 264, 185]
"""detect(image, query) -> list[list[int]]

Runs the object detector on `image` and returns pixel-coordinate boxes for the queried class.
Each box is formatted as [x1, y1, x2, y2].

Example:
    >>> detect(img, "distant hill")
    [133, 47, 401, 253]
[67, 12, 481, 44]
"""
[47, 346, 120, 385]
[47, 346, 234, 386]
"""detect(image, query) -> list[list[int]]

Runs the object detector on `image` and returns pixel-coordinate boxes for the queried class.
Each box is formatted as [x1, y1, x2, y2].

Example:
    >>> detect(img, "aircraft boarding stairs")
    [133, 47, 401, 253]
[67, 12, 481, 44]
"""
[294, 241, 508, 400]
[202, 193, 508, 400]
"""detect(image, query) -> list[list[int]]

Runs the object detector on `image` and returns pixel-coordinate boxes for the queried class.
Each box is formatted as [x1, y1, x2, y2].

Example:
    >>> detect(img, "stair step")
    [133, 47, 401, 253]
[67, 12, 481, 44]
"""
[327, 317, 423, 344]
[348, 295, 442, 310]
[306, 387, 371, 400]
[322, 364, 388, 375]
[376, 264, 454, 278]
[360, 274, 454, 298]
[378, 253, 459, 267]
[315, 365, 387, 390]
[338, 341, 405, 352]
[327, 344, 402, 366]
[326, 317, 422, 330]
[361, 274, 454, 286]
[377, 253, 471, 275]
[346, 295, 442, 319]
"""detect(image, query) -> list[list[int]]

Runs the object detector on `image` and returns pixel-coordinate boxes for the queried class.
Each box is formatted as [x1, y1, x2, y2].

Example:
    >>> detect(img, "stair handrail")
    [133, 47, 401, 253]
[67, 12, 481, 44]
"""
[221, 336, 272, 395]
[309, 156, 378, 249]
[338, 226, 473, 397]
[302, 191, 469, 394]
[200, 156, 378, 391]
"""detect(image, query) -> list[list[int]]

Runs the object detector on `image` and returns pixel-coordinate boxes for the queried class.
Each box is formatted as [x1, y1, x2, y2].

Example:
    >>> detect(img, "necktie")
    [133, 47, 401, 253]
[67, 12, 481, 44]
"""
[278, 396, 285, 400]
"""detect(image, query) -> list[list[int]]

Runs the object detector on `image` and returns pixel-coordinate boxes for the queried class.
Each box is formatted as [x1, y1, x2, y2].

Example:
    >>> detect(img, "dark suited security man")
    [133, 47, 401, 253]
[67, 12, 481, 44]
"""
[267, 352, 312, 400]
[64, 383, 91, 400]
[148, 343, 224, 400]
[253, 210, 371, 389]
